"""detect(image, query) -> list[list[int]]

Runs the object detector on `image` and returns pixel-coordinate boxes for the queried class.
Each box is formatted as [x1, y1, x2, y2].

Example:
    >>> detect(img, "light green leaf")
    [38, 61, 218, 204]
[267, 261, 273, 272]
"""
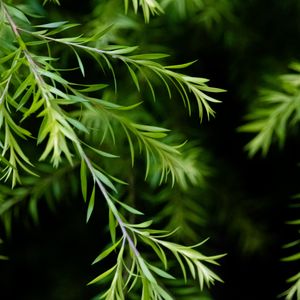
[113, 198, 144, 215]
[80, 159, 87, 202]
[92, 238, 123, 264]
[106, 46, 138, 55]
[35, 21, 68, 28]
[137, 256, 157, 284]
[156, 285, 174, 300]
[142, 236, 168, 269]
[94, 169, 117, 193]
[142, 132, 168, 138]
[165, 61, 197, 69]
[48, 86, 68, 99]
[129, 220, 153, 228]
[67, 117, 89, 134]
[282, 252, 300, 262]
[286, 219, 300, 225]
[122, 125, 135, 166]
[85, 144, 119, 158]
[129, 53, 169, 60]
[13, 73, 33, 99]
[87, 265, 117, 285]
[127, 64, 140, 91]
[6, 4, 30, 24]
[86, 185, 95, 222]
[173, 251, 187, 282]
[132, 123, 170, 132]
[109, 209, 116, 244]
[78, 84, 108, 92]
[148, 264, 175, 279]
[39, 69, 68, 85]
[74, 50, 85, 77]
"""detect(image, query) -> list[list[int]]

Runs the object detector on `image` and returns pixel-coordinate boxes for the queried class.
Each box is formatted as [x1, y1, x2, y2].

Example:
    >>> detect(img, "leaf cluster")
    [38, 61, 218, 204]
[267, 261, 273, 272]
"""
[280, 195, 300, 300]
[239, 62, 300, 156]
[241, 63, 300, 299]
[0, 0, 224, 298]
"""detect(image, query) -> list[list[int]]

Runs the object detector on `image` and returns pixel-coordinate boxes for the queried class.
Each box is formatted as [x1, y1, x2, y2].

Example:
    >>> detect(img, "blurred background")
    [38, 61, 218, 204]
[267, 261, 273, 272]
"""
[2, 0, 300, 299]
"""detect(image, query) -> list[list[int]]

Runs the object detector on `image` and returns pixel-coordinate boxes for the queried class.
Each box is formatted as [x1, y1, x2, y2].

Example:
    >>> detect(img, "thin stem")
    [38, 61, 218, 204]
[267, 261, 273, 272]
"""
[2, 2, 52, 105]
[19, 27, 107, 55]
[1, 2, 19, 37]
[81, 152, 140, 258]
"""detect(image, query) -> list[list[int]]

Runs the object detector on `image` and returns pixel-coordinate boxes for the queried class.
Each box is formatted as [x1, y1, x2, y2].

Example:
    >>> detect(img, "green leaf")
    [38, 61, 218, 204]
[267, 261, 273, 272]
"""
[141, 236, 168, 269]
[85, 144, 119, 158]
[6, 4, 30, 24]
[124, 0, 129, 13]
[89, 24, 113, 41]
[86, 185, 95, 222]
[28, 197, 39, 224]
[137, 256, 157, 284]
[74, 50, 85, 77]
[127, 64, 140, 91]
[94, 169, 117, 193]
[80, 159, 87, 202]
[156, 285, 174, 300]
[106, 174, 127, 186]
[35, 21, 68, 28]
[121, 125, 135, 166]
[109, 209, 116, 244]
[129, 220, 153, 228]
[286, 219, 300, 225]
[283, 240, 300, 249]
[39, 69, 68, 85]
[129, 53, 169, 60]
[182, 75, 211, 85]
[13, 73, 33, 99]
[78, 84, 108, 92]
[173, 251, 187, 282]
[120, 202, 144, 215]
[148, 264, 175, 279]
[67, 117, 89, 134]
[87, 265, 117, 285]
[92, 238, 123, 264]
[47, 23, 80, 35]
[142, 132, 168, 138]
[97, 99, 142, 111]
[132, 124, 170, 132]
[0, 50, 18, 64]
[48, 86, 68, 99]
[113, 198, 144, 215]
[282, 252, 300, 262]
[106, 46, 138, 55]
[165, 60, 197, 69]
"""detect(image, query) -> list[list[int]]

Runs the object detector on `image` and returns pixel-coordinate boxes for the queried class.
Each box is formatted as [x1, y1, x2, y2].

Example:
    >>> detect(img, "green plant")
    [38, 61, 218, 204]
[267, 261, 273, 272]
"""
[0, 0, 224, 298]
[240, 62, 300, 299]
[280, 195, 300, 300]
[239, 62, 300, 157]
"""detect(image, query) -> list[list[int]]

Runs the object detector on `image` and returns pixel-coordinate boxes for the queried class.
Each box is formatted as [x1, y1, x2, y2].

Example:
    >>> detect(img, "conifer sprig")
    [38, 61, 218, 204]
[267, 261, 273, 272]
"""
[0, 1, 223, 298]
[239, 63, 300, 156]
[17, 21, 223, 121]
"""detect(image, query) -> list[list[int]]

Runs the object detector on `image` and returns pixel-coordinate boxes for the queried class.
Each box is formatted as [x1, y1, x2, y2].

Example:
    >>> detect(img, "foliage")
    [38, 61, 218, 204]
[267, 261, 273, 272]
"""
[0, 0, 225, 298]
[241, 62, 300, 299]
[161, 0, 234, 28]
[239, 62, 300, 157]
[279, 195, 300, 300]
